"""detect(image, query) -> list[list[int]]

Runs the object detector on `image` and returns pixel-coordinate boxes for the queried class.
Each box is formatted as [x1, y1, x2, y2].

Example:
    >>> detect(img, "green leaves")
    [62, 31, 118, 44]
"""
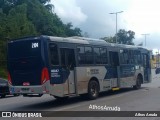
[101, 29, 135, 45]
[117, 29, 135, 45]
[0, 0, 82, 38]
[0, 0, 83, 78]
[6, 3, 37, 39]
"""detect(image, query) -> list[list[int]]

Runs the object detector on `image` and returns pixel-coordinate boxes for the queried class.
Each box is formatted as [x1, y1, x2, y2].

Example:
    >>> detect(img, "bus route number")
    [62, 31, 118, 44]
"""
[32, 43, 39, 48]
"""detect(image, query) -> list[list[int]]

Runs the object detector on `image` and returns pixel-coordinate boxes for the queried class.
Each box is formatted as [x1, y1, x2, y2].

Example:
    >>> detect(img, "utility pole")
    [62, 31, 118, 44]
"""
[141, 34, 149, 47]
[109, 11, 123, 43]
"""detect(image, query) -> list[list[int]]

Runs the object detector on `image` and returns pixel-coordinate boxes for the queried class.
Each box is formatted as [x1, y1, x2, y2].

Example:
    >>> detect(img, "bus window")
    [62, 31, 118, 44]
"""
[60, 48, 75, 70]
[128, 50, 134, 64]
[77, 46, 94, 65]
[85, 46, 93, 64]
[100, 48, 108, 64]
[109, 51, 119, 66]
[49, 44, 59, 66]
[77, 46, 85, 64]
[120, 50, 129, 64]
[94, 48, 101, 64]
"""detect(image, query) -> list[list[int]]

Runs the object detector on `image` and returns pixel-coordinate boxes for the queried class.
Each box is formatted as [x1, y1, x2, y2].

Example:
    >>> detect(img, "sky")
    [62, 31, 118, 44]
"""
[51, 0, 160, 54]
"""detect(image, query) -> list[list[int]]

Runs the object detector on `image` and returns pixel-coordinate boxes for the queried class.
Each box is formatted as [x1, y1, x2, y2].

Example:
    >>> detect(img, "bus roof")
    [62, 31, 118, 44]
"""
[9, 35, 150, 51]
[48, 36, 148, 51]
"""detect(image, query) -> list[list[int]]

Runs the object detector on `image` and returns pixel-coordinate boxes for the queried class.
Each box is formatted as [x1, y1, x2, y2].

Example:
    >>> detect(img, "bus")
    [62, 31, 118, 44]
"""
[7, 35, 151, 99]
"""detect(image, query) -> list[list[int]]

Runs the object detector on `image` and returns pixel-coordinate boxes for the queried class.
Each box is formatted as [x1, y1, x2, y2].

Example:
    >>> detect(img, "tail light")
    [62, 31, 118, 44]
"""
[41, 67, 50, 84]
[8, 72, 12, 85]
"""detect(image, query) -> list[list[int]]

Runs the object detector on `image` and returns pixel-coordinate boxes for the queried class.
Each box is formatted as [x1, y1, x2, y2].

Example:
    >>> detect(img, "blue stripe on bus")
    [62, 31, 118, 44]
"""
[50, 67, 70, 84]
[104, 66, 117, 79]
[104, 65, 136, 80]
[119, 65, 135, 77]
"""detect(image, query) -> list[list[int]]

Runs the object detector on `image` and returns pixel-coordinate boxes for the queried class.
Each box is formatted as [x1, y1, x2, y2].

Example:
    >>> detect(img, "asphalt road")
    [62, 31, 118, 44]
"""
[1, 69, 160, 120]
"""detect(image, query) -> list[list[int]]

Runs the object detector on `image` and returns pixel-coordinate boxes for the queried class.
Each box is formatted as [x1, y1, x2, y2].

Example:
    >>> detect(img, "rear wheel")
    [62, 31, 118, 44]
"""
[133, 76, 142, 89]
[88, 80, 99, 100]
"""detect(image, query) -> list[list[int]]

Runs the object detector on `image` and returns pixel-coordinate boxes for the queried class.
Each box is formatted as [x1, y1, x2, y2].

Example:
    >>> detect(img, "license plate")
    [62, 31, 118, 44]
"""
[21, 88, 30, 91]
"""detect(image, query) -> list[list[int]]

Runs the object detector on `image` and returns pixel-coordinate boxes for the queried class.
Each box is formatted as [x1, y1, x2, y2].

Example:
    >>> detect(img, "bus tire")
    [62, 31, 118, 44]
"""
[88, 80, 99, 100]
[133, 76, 141, 90]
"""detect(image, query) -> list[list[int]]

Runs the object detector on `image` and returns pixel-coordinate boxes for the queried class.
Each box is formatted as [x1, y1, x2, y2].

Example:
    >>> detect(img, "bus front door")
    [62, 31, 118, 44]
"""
[109, 51, 120, 87]
[60, 48, 76, 94]
[142, 53, 150, 83]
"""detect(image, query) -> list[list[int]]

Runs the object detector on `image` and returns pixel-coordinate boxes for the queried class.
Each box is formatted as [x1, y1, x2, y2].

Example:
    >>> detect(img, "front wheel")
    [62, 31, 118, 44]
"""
[133, 77, 141, 89]
[88, 80, 99, 100]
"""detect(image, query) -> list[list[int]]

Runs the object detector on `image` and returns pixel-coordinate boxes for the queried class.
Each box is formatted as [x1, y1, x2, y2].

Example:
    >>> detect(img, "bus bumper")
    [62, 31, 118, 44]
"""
[9, 85, 49, 95]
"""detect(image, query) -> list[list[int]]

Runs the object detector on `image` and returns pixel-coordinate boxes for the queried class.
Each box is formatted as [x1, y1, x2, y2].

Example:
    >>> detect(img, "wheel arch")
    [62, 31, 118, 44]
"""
[88, 77, 100, 91]
[137, 73, 143, 84]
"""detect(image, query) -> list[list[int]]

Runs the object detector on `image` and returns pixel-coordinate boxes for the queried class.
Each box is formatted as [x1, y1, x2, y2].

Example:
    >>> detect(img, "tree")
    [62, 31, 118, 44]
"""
[64, 23, 82, 37]
[6, 3, 37, 39]
[101, 29, 135, 45]
[0, 0, 82, 37]
[0, 0, 83, 78]
[117, 29, 135, 45]
[100, 36, 116, 43]
[0, 9, 7, 39]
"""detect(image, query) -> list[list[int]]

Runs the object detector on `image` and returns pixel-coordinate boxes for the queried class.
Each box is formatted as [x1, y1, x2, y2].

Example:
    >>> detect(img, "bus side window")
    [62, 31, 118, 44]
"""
[60, 48, 76, 70]
[77, 46, 85, 64]
[49, 44, 59, 66]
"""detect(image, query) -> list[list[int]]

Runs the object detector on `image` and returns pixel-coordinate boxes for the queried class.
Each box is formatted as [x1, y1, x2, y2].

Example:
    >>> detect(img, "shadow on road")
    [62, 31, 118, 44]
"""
[0, 95, 20, 99]
[11, 87, 146, 111]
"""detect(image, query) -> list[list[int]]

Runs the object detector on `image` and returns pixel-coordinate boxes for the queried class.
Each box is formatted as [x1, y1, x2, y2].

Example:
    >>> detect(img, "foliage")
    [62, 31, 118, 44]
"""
[0, 0, 82, 78]
[117, 29, 135, 45]
[101, 29, 135, 45]
[100, 36, 116, 43]
[0, 0, 82, 38]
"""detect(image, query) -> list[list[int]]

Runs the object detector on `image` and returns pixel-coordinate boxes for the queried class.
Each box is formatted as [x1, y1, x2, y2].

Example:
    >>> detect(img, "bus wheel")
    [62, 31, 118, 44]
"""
[88, 80, 99, 100]
[133, 76, 141, 90]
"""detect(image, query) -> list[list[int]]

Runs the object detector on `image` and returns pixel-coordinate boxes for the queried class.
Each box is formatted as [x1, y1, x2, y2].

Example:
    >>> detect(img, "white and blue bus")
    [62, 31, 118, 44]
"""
[7, 35, 151, 99]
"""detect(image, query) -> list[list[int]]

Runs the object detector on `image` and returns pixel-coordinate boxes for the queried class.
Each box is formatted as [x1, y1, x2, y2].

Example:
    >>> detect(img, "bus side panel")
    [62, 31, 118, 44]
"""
[119, 66, 144, 88]
[118, 65, 135, 88]
[76, 66, 109, 95]
[49, 84, 65, 97]
[120, 77, 135, 88]
[75, 67, 89, 94]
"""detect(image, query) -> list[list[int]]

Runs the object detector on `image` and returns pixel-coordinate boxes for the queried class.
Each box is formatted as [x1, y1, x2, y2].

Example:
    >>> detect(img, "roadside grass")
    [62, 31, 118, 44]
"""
[0, 67, 7, 79]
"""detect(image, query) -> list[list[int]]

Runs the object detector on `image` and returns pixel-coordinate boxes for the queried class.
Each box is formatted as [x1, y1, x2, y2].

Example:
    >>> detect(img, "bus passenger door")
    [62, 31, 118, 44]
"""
[109, 51, 120, 87]
[142, 53, 150, 82]
[60, 48, 76, 94]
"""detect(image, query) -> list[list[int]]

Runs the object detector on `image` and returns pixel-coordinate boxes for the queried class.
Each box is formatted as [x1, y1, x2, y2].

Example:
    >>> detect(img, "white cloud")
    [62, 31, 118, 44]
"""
[124, 0, 160, 34]
[52, 0, 87, 26]
[51, 0, 160, 49]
